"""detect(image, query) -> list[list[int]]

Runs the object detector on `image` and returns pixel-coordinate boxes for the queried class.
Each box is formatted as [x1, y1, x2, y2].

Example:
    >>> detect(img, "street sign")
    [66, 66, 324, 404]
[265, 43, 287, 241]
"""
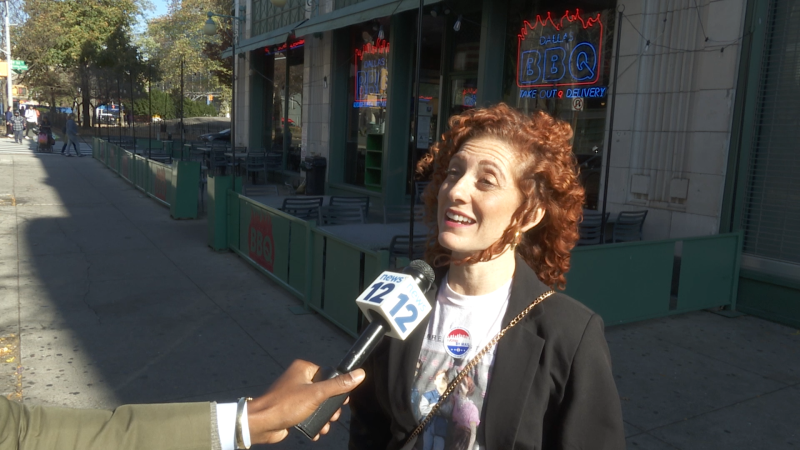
[571, 97, 585, 111]
[11, 60, 27, 72]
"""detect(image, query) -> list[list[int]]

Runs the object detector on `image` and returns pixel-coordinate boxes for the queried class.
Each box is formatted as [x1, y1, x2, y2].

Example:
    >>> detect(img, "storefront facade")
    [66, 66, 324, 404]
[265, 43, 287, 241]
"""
[230, 0, 800, 332]
[236, 0, 748, 238]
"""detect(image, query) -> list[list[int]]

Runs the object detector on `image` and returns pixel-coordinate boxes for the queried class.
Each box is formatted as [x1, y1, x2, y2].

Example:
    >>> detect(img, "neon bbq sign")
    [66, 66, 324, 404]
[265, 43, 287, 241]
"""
[517, 10, 607, 99]
[354, 38, 390, 108]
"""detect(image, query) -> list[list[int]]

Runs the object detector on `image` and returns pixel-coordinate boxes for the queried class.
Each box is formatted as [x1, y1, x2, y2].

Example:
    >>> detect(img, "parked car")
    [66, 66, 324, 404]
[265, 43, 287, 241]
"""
[199, 128, 230, 142]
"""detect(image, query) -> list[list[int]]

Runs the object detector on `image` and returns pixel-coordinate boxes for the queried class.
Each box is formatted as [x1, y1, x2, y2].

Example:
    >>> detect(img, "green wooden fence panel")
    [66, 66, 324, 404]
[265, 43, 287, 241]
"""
[565, 241, 675, 325]
[323, 239, 362, 334]
[676, 235, 740, 313]
[311, 234, 325, 309]
[120, 150, 132, 182]
[109, 145, 119, 173]
[363, 250, 390, 289]
[289, 220, 307, 293]
[227, 190, 240, 251]
[237, 196, 251, 255]
[271, 213, 291, 284]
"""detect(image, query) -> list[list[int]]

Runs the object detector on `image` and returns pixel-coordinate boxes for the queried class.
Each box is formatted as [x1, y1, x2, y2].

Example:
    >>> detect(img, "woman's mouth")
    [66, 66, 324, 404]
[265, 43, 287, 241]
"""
[445, 210, 476, 227]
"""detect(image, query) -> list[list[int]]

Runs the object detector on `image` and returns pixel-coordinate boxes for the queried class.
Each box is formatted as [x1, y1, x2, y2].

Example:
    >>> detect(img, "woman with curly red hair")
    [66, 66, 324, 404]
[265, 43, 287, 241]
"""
[349, 103, 624, 450]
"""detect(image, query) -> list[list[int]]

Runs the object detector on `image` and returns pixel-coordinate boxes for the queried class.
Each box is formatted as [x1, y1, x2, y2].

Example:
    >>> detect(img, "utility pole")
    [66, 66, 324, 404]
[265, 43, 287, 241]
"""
[4, 1, 13, 112]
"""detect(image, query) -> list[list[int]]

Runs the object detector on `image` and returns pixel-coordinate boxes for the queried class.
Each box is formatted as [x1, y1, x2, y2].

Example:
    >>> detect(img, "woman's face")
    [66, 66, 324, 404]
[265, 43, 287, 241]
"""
[437, 136, 524, 259]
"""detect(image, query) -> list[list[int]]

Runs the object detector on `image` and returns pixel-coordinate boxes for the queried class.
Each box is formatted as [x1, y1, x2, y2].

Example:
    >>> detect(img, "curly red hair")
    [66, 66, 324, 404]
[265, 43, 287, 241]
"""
[416, 103, 584, 289]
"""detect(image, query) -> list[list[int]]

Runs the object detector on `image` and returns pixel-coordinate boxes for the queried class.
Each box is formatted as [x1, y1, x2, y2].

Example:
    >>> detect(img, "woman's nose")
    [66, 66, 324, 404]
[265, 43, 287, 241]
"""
[446, 176, 471, 204]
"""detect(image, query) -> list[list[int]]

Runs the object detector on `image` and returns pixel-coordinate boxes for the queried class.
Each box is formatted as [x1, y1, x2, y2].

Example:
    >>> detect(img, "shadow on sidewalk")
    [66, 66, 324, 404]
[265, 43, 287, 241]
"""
[1, 153, 356, 449]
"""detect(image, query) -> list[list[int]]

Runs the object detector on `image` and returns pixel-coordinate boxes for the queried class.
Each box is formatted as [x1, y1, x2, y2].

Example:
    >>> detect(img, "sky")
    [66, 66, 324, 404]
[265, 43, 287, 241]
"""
[137, 0, 170, 31]
[148, 0, 170, 18]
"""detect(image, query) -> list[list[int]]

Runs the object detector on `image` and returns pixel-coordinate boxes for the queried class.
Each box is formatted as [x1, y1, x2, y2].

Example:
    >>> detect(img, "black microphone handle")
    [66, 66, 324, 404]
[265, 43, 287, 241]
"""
[295, 317, 389, 439]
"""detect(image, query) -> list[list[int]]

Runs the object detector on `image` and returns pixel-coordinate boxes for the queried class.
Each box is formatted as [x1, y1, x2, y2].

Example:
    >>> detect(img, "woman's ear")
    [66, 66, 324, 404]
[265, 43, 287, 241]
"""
[520, 207, 545, 233]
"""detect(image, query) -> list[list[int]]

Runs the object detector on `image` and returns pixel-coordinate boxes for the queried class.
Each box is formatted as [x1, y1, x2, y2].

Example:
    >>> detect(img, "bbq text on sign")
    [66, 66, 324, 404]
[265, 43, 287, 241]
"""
[517, 10, 604, 89]
[354, 39, 390, 108]
[248, 209, 275, 272]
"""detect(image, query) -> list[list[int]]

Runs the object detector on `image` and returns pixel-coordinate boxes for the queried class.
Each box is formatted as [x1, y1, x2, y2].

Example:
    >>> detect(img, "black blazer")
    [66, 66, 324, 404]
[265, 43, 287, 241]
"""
[349, 254, 625, 450]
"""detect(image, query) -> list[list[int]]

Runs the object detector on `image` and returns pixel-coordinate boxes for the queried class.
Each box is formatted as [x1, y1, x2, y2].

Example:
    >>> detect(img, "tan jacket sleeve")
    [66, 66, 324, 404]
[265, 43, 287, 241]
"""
[0, 397, 215, 450]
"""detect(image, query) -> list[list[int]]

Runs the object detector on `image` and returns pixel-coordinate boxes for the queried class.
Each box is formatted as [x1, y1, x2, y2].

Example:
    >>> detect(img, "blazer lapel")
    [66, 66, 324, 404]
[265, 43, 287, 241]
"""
[482, 255, 550, 449]
[386, 266, 444, 433]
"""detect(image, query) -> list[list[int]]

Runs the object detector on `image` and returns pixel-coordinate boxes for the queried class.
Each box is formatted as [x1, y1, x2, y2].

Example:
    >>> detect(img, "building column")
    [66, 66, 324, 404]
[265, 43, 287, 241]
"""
[327, 28, 350, 185]
[476, 0, 507, 107]
[383, 10, 415, 205]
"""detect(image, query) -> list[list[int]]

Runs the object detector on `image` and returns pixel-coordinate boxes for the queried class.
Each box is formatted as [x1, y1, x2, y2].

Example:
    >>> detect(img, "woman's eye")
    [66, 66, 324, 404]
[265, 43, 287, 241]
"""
[480, 177, 496, 186]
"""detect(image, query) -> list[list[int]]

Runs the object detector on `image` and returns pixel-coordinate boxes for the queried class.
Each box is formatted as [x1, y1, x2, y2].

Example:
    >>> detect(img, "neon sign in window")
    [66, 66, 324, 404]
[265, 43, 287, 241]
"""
[516, 10, 603, 88]
[462, 88, 477, 108]
[265, 39, 305, 55]
[354, 39, 390, 108]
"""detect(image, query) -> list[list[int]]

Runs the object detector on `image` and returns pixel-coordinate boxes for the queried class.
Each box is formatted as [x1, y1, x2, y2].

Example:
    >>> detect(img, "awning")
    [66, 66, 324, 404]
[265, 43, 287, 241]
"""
[293, 0, 440, 38]
[221, 19, 307, 58]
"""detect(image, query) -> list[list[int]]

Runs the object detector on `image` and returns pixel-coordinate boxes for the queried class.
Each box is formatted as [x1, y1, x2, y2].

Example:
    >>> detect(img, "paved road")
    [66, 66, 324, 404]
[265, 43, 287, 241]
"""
[0, 152, 798, 449]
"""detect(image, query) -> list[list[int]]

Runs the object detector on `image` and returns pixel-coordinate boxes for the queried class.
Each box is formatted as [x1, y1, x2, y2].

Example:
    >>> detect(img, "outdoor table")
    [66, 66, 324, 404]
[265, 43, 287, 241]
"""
[318, 222, 430, 251]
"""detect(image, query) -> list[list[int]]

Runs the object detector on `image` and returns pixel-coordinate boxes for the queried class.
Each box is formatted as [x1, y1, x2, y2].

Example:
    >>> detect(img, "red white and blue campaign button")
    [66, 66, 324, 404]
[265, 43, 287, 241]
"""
[445, 327, 471, 358]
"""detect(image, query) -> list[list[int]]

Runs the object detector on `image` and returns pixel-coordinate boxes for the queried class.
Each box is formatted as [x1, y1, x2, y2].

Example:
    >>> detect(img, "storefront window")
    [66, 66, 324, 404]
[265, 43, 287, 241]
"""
[503, 3, 616, 210]
[441, 11, 480, 132]
[344, 19, 391, 189]
[268, 40, 304, 171]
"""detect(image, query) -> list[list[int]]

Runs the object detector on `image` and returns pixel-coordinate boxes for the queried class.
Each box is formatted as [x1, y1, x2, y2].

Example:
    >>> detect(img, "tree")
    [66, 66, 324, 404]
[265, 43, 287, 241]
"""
[143, 0, 230, 103]
[13, 0, 146, 128]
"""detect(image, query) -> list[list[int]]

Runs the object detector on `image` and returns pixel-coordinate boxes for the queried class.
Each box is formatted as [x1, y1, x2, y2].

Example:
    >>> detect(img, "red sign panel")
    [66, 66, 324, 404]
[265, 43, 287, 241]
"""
[248, 209, 275, 272]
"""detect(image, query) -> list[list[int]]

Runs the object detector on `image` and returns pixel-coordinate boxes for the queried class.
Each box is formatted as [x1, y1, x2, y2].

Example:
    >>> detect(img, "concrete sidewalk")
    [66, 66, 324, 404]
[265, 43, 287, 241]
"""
[0, 153, 798, 449]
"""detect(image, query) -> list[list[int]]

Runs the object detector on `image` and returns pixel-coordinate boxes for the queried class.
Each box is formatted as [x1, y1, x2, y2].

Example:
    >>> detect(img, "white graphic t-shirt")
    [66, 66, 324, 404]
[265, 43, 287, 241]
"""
[410, 275, 512, 450]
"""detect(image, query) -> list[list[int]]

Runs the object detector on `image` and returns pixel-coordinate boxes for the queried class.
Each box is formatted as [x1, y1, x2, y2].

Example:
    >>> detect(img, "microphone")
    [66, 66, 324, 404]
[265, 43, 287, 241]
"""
[295, 260, 436, 439]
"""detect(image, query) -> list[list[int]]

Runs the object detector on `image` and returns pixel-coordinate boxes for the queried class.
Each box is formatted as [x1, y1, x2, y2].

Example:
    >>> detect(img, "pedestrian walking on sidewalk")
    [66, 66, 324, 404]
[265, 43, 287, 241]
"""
[5, 107, 12, 137]
[24, 106, 38, 138]
[61, 114, 81, 156]
[11, 111, 25, 144]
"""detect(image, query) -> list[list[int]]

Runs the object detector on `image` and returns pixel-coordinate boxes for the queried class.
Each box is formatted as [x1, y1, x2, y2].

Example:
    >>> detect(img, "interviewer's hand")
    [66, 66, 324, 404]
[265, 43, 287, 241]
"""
[247, 359, 365, 444]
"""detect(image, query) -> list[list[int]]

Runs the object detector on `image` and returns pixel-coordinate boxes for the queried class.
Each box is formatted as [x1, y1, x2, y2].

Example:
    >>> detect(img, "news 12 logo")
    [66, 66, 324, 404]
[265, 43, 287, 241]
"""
[355, 271, 432, 340]
[517, 10, 604, 88]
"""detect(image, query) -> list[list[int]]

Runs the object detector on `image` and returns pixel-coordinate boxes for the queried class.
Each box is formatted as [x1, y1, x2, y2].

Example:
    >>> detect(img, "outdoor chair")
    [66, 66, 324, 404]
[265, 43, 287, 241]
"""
[209, 150, 232, 175]
[383, 204, 425, 224]
[329, 196, 370, 216]
[388, 234, 427, 268]
[320, 205, 365, 225]
[415, 181, 430, 203]
[281, 197, 323, 221]
[265, 152, 283, 182]
[244, 154, 267, 186]
[577, 211, 609, 245]
[611, 210, 648, 243]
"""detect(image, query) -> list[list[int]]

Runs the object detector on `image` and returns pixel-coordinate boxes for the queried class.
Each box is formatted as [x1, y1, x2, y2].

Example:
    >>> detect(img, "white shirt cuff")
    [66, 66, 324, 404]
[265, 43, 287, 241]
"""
[216, 403, 237, 450]
[242, 401, 252, 449]
[215, 402, 252, 450]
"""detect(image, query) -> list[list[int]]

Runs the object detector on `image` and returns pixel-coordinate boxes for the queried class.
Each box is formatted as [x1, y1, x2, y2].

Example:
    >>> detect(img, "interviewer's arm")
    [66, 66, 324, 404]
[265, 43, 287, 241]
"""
[0, 360, 365, 450]
[1, 396, 213, 450]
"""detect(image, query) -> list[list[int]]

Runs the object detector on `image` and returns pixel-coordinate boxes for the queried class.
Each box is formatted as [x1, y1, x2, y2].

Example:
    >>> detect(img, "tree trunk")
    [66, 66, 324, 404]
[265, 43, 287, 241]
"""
[81, 67, 91, 128]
